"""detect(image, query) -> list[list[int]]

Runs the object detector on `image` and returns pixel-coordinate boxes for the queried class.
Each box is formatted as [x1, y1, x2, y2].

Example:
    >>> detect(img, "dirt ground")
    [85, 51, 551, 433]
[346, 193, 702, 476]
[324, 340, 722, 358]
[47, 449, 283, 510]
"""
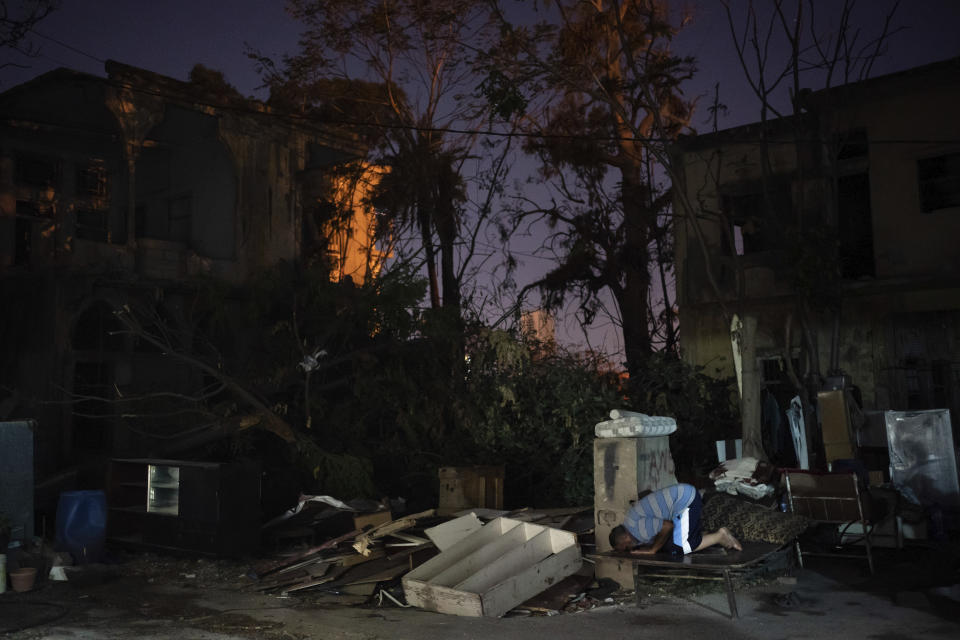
[1, 542, 959, 639]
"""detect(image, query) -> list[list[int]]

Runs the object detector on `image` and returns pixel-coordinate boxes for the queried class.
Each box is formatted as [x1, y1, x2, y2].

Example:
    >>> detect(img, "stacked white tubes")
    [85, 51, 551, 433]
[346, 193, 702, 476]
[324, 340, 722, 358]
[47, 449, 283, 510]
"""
[594, 409, 677, 438]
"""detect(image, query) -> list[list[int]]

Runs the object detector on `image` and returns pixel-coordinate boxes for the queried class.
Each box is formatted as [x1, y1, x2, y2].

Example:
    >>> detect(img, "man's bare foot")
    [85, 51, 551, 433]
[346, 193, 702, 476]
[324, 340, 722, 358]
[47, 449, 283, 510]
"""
[718, 527, 742, 551]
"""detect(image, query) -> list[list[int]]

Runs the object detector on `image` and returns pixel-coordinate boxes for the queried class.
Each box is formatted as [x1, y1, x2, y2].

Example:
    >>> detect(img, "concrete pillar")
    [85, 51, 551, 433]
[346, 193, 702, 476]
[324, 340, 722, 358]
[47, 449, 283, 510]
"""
[593, 435, 677, 587]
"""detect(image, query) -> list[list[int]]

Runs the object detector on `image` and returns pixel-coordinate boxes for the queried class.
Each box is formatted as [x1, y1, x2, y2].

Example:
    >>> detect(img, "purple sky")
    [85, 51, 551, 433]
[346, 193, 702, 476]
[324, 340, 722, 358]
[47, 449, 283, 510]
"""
[4, 0, 959, 357]
[7, 1, 958, 124]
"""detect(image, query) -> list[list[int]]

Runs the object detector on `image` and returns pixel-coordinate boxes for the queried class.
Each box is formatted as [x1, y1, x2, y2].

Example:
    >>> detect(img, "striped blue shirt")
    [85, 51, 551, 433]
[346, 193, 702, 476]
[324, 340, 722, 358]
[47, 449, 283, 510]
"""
[623, 484, 698, 545]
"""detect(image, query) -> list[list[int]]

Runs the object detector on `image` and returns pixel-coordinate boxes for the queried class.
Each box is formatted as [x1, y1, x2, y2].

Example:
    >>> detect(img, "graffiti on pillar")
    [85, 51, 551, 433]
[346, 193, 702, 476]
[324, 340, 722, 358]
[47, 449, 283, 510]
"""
[637, 440, 677, 493]
[603, 442, 618, 500]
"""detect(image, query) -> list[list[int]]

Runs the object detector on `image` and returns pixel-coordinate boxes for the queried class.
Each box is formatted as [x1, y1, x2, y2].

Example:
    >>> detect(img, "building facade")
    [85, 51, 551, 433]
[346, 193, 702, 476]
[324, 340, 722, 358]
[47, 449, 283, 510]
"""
[0, 61, 383, 478]
[672, 58, 960, 463]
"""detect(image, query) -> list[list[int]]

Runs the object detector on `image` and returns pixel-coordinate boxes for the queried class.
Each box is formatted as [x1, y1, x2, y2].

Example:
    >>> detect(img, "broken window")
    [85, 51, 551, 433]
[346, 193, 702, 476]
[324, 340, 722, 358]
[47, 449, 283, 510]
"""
[15, 200, 45, 218]
[837, 173, 875, 279]
[722, 187, 792, 255]
[15, 152, 59, 187]
[77, 160, 109, 198]
[837, 129, 869, 160]
[14, 217, 32, 266]
[918, 152, 960, 213]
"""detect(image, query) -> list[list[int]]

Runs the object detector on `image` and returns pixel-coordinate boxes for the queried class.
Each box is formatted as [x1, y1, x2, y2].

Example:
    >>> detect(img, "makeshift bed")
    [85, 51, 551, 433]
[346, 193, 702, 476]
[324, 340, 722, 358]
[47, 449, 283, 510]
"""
[595, 541, 785, 618]
[594, 491, 811, 618]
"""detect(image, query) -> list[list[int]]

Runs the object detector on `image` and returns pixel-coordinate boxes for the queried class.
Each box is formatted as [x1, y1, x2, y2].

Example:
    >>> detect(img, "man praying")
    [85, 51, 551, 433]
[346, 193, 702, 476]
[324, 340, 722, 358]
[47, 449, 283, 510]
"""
[609, 483, 742, 556]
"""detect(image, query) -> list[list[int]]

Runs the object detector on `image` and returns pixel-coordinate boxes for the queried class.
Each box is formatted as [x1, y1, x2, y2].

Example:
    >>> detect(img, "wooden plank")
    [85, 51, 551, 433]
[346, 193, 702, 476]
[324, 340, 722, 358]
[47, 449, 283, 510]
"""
[337, 548, 384, 568]
[352, 508, 435, 556]
[455, 507, 508, 520]
[354, 510, 392, 531]
[275, 556, 331, 576]
[327, 547, 420, 588]
[388, 531, 430, 544]
[425, 513, 483, 551]
[403, 579, 484, 617]
[509, 512, 549, 522]
[281, 565, 351, 594]
[254, 528, 360, 577]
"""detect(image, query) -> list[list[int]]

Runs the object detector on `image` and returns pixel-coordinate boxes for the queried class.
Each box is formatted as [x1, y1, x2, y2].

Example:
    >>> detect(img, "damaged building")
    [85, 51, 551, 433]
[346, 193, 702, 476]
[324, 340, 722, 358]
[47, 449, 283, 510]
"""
[0, 61, 385, 484]
[671, 57, 960, 474]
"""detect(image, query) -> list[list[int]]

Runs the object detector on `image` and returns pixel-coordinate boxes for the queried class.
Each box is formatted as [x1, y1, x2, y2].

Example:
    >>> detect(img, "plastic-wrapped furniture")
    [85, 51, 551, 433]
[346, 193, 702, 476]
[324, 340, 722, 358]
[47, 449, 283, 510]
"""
[784, 469, 874, 574]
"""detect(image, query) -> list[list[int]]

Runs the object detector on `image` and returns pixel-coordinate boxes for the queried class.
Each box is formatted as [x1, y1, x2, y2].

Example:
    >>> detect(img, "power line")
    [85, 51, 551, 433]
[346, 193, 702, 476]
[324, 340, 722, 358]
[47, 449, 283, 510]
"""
[9, 31, 960, 148]
[29, 29, 107, 64]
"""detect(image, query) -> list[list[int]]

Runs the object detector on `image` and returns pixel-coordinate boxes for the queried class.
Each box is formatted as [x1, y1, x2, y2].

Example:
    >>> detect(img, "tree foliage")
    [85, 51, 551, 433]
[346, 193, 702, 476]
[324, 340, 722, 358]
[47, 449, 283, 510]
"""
[488, 0, 695, 375]
[256, 0, 499, 318]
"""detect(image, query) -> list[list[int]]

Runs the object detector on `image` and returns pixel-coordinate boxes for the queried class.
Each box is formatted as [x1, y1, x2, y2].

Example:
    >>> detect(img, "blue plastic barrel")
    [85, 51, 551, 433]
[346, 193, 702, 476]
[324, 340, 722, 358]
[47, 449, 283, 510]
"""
[56, 490, 107, 564]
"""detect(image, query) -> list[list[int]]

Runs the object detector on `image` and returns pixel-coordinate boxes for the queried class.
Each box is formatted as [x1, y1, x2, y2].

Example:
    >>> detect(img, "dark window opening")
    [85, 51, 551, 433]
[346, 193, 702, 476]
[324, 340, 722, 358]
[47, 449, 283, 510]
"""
[77, 161, 109, 198]
[758, 355, 802, 385]
[76, 208, 109, 242]
[14, 218, 32, 265]
[761, 358, 782, 383]
[837, 173, 875, 279]
[15, 152, 59, 187]
[837, 129, 869, 160]
[903, 361, 925, 410]
[136, 196, 191, 244]
[918, 152, 960, 212]
[722, 188, 792, 255]
[16, 200, 46, 218]
[931, 359, 953, 408]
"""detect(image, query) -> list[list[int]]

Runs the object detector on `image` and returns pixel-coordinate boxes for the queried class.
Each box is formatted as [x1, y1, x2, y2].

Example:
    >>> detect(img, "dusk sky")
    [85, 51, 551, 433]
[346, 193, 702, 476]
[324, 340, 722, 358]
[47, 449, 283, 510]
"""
[4, 0, 959, 357]
[6, 1, 958, 124]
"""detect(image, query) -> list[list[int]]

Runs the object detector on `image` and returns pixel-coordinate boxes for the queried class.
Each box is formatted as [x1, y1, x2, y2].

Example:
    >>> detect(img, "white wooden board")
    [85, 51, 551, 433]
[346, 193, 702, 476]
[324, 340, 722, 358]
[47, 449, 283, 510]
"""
[425, 513, 483, 551]
[403, 516, 582, 618]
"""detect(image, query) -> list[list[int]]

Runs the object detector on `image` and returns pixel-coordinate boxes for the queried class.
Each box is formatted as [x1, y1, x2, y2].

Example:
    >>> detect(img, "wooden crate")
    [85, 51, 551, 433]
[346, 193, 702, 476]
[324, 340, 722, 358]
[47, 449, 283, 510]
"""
[402, 517, 582, 617]
[437, 466, 504, 516]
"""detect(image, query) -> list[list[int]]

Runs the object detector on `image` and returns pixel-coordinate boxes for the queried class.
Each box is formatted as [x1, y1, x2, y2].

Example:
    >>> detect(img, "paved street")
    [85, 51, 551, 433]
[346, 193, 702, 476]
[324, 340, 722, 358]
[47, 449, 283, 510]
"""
[2, 547, 958, 639]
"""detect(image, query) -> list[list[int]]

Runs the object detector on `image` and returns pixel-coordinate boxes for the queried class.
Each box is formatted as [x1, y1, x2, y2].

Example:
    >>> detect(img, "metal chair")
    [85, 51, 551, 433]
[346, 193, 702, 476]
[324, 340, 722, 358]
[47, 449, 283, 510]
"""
[783, 469, 874, 574]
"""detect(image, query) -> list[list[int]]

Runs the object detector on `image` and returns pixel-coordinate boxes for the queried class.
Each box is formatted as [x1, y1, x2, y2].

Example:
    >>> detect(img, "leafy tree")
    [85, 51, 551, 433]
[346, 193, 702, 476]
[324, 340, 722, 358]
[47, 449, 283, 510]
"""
[487, 0, 695, 377]
[251, 1, 523, 454]
[258, 0, 500, 320]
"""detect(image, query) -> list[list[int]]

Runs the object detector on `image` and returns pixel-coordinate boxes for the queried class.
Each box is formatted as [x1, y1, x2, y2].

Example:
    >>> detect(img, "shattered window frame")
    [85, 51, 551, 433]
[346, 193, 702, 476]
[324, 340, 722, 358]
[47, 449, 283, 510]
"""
[76, 159, 109, 198]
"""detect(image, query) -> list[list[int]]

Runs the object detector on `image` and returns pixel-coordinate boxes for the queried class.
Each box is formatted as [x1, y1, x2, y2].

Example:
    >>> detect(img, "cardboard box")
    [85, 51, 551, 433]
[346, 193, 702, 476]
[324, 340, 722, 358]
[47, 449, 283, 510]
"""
[817, 390, 855, 463]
